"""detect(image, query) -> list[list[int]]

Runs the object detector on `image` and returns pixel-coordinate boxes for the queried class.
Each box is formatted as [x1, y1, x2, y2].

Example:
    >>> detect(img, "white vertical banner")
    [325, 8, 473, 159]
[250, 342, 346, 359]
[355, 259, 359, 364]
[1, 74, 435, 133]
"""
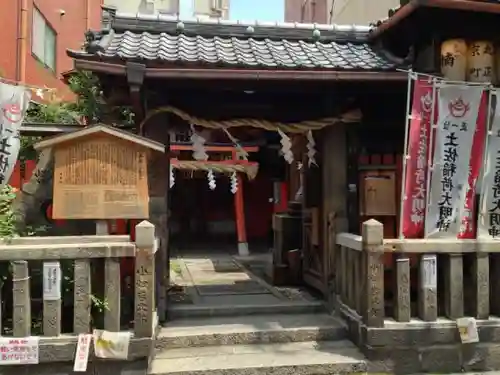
[478, 90, 500, 238]
[0, 82, 31, 187]
[0, 82, 31, 134]
[425, 84, 484, 238]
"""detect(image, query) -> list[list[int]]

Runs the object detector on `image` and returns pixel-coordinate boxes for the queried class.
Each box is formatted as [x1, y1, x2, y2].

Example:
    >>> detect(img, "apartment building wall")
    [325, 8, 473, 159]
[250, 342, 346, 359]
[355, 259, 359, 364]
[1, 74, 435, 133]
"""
[103, 0, 179, 14]
[329, 0, 399, 25]
[0, 0, 102, 100]
[284, 0, 329, 24]
[285, 0, 399, 25]
[103, 0, 229, 19]
[193, 0, 229, 19]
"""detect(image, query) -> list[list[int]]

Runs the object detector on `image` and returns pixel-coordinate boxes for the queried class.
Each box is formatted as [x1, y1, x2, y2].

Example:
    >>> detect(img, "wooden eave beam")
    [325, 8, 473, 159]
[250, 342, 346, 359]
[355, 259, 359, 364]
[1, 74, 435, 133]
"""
[73, 59, 407, 82]
[20, 123, 84, 136]
[171, 144, 259, 152]
[370, 0, 500, 39]
[170, 158, 258, 167]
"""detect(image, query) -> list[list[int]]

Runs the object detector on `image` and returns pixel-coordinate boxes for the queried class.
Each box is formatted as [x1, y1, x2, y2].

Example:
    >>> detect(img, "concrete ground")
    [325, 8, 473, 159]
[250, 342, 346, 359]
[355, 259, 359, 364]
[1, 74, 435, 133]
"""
[169, 251, 318, 307]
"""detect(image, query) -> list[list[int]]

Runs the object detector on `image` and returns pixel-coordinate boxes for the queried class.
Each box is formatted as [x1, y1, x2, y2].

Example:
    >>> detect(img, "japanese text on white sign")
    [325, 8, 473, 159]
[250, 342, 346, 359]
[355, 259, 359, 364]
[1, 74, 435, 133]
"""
[0, 337, 39, 365]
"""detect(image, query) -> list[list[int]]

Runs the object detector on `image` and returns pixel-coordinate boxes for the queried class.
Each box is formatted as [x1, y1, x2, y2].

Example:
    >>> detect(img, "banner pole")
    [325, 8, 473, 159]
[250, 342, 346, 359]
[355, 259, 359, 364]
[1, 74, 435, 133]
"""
[398, 71, 414, 239]
[478, 88, 495, 234]
[423, 78, 438, 239]
[396, 70, 491, 87]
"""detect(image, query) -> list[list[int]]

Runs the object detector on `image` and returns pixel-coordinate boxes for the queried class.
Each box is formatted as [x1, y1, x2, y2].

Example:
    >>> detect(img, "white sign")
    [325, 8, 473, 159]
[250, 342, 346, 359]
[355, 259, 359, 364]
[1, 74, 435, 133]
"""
[43, 261, 61, 300]
[93, 330, 131, 360]
[456, 317, 479, 343]
[0, 337, 39, 365]
[479, 90, 500, 239]
[425, 84, 484, 238]
[73, 334, 92, 372]
[421, 254, 437, 289]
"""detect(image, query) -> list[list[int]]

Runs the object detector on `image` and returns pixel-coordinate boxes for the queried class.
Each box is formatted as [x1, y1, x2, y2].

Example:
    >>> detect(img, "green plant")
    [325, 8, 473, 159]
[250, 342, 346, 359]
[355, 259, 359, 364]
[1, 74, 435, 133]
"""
[0, 185, 18, 240]
[0, 69, 121, 330]
[65, 70, 134, 127]
[91, 294, 110, 313]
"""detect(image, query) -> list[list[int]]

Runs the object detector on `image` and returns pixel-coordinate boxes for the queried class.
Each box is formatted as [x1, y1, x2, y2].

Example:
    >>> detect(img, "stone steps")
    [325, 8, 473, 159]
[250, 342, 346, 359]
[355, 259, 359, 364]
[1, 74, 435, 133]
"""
[167, 300, 325, 319]
[149, 340, 366, 375]
[156, 313, 347, 349]
[150, 313, 365, 374]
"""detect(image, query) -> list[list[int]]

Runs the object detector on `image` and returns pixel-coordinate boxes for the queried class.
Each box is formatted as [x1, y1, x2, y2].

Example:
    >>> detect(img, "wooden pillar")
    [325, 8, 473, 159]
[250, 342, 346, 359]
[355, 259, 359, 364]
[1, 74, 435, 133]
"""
[232, 151, 248, 256]
[126, 62, 146, 129]
[346, 125, 360, 234]
[159, 134, 170, 321]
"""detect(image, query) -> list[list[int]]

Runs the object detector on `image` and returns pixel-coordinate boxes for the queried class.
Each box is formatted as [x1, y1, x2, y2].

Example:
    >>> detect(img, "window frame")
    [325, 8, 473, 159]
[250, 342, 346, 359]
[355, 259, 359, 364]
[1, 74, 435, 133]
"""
[31, 6, 57, 72]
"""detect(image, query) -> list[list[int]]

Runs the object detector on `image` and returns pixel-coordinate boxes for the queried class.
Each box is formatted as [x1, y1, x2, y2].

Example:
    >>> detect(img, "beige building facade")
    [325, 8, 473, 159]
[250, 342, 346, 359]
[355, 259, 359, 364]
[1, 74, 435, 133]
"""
[104, 0, 230, 19]
[285, 0, 400, 25]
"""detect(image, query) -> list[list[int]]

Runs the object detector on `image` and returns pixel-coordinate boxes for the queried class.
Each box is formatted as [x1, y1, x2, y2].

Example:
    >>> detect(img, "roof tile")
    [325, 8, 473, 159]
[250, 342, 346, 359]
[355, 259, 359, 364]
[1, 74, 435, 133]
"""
[69, 12, 399, 71]
[90, 30, 396, 70]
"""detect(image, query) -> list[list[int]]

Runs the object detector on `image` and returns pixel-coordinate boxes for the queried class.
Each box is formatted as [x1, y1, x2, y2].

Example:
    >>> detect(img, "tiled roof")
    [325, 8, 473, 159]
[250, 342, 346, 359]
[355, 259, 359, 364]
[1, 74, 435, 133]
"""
[68, 12, 399, 71]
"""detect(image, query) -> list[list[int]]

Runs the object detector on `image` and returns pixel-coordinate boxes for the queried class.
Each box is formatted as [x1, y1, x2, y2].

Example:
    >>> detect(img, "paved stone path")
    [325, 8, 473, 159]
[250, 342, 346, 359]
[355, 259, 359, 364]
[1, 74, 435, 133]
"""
[169, 254, 317, 307]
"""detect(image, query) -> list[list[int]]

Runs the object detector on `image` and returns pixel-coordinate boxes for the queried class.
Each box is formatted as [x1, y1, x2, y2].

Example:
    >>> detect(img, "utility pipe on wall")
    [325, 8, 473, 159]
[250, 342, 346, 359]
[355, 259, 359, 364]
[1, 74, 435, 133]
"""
[17, 0, 29, 83]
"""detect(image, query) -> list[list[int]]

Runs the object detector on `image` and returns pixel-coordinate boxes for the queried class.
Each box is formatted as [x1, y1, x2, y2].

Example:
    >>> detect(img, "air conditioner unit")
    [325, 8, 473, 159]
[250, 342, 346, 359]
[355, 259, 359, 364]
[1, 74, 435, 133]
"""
[211, 0, 226, 14]
[139, 0, 155, 14]
[211, 0, 223, 9]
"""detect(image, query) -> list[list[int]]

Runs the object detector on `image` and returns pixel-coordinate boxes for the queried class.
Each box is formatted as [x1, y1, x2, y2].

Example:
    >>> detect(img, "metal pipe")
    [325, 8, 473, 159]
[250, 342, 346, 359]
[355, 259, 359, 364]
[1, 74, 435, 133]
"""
[398, 70, 414, 239]
[424, 78, 438, 238]
[17, 0, 28, 83]
[477, 88, 495, 225]
[396, 69, 491, 87]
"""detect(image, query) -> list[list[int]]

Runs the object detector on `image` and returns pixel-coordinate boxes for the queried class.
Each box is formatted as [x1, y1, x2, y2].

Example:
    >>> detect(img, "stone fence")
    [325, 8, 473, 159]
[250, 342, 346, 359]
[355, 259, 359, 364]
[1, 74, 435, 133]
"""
[335, 219, 500, 373]
[0, 221, 157, 372]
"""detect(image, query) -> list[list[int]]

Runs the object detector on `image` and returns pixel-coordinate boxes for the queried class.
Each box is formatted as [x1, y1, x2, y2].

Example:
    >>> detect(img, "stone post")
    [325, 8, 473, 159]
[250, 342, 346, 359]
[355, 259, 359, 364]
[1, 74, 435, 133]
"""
[12, 260, 31, 337]
[134, 220, 156, 337]
[361, 219, 384, 328]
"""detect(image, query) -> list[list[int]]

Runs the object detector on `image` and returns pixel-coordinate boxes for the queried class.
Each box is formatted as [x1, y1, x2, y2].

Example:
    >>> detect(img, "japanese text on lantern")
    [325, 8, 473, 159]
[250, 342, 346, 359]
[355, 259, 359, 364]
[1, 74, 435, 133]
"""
[411, 117, 428, 224]
[488, 150, 500, 237]
[437, 125, 464, 232]
[468, 42, 494, 81]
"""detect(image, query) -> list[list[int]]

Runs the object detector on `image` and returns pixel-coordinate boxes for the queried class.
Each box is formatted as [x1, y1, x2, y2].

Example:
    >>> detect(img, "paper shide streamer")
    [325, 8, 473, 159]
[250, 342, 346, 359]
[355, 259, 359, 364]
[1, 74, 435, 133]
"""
[278, 129, 294, 164]
[230, 172, 238, 194]
[306, 130, 317, 167]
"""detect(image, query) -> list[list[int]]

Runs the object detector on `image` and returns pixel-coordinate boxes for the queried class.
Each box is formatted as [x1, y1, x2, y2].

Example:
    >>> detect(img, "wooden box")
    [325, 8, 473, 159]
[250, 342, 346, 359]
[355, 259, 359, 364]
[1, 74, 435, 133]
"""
[359, 171, 397, 216]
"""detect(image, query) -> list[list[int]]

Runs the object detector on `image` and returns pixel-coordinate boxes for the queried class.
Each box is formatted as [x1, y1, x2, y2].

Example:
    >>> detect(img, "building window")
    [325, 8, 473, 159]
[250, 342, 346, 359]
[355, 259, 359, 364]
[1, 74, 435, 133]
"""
[32, 7, 56, 71]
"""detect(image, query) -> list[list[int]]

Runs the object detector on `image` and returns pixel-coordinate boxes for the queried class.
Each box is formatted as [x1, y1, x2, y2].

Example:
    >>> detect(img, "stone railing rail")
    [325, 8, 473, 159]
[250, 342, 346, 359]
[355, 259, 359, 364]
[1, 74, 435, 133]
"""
[0, 221, 157, 364]
[335, 219, 496, 328]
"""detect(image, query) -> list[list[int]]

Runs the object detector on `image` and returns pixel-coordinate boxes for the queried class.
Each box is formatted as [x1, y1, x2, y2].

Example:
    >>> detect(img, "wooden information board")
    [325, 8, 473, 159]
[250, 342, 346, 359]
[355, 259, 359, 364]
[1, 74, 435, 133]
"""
[52, 135, 149, 219]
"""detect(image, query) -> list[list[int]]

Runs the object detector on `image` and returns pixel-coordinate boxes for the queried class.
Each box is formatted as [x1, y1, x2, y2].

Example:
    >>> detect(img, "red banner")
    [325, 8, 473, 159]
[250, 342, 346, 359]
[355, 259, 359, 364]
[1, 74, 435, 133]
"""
[401, 79, 435, 238]
[458, 92, 488, 239]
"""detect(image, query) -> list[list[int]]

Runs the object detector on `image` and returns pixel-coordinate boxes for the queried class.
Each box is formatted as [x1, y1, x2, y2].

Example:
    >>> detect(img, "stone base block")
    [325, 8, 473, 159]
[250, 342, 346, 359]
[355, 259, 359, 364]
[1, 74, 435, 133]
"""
[334, 296, 500, 373]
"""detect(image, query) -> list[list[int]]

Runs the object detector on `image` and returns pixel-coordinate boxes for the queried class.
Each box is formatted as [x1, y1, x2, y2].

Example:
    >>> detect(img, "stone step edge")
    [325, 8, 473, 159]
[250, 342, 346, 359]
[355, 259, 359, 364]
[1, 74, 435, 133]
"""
[149, 340, 367, 375]
[155, 325, 347, 349]
[167, 301, 325, 319]
[149, 361, 367, 375]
